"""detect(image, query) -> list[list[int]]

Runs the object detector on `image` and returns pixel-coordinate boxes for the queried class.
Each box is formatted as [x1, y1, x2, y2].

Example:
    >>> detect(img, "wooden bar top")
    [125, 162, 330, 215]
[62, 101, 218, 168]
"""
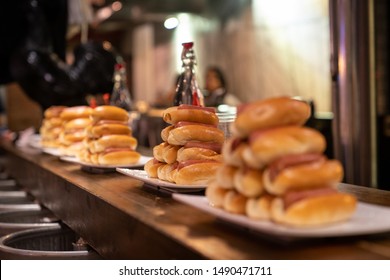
[1, 140, 390, 260]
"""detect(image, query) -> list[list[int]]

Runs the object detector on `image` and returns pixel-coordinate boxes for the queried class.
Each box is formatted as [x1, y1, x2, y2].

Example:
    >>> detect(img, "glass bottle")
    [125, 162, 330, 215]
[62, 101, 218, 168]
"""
[173, 42, 204, 106]
[110, 63, 133, 111]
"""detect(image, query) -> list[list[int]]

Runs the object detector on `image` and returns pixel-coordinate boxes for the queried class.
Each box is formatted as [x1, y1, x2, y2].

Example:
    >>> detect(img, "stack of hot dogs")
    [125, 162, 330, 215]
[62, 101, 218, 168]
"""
[206, 97, 357, 227]
[58, 106, 93, 156]
[40, 106, 67, 149]
[78, 105, 141, 165]
[145, 104, 224, 185]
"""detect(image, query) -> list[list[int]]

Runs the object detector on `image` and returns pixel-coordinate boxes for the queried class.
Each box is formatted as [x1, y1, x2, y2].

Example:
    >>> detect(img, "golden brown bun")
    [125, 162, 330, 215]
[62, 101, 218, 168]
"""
[163, 106, 219, 126]
[163, 144, 181, 164]
[215, 164, 237, 189]
[161, 125, 174, 142]
[91, 135, 137, 153]
[176, 147, 222, 162]
[59, 132, 86, 145]
[59, 141, 84, 157]
[88, 123, 131, 138]
[60, 106, 93, 121]
[234, 168, 265, 198]
[206, 180, 229, 208]
[222, 138, 248, 168]
[44, 106, 67, 118]
[271, 193, 357, 227]
[167, 125, 225, 146]
[153, 142, 169, 162]
[157, 163, 178, 182]
[174, 161, 222, 185]
[63, 118, 91, 132]
[231, 97, 310, 137]
[91, 106, 129, 123]
[243, 126, 326, 169]
[246, 195, 274, 220]
[223, 190, 247, 214]
[97, 150, 141, 165]
[263, 159, 344, 195]
[144, 159, 165, 178]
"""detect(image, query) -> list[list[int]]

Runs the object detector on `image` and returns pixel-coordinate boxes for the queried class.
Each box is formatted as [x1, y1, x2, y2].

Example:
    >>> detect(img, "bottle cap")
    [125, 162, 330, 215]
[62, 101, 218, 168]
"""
[182, 42, 194, 49]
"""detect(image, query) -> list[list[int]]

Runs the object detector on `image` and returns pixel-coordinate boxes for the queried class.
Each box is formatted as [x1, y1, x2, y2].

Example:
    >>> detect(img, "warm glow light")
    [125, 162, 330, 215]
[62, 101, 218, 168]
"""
[164, 17, 179, 29]
[96, 7, 112, 21]
[111, 1, 122, 12]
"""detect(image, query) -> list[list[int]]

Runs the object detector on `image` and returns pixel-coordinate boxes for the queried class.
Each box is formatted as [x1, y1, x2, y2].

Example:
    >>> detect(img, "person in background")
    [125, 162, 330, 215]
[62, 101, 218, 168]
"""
[203, 66, 241, 107]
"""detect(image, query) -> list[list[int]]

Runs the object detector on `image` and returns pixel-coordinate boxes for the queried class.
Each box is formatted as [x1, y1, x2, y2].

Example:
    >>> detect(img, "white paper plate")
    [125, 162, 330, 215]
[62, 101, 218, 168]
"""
[116, 168, 206, 193]
[60, 155, 152, 169]
[42, 148, 63, 157]
[173, 194, 390, 238]
[28, 134, 42, 150]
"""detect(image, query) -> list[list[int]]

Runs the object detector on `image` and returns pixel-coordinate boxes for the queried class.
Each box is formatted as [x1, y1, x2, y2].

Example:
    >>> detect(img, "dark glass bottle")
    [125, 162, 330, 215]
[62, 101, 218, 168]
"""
[173, 42, 204, 106]
[110, 63, 133, 111]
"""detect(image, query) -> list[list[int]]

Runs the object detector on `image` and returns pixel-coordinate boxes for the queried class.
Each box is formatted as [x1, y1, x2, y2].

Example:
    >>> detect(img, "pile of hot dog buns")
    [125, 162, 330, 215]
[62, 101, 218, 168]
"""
[40, 106, 67, 148]
[206, 97, 357, 227]
[77, 105, 140, 165]
[58, 106, 93, 156]
[144, 104, 224, 185]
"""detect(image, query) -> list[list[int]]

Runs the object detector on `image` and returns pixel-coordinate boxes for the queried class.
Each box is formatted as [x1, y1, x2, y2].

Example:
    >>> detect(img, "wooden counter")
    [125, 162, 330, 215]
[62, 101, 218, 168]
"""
[1, 140, 390, 260]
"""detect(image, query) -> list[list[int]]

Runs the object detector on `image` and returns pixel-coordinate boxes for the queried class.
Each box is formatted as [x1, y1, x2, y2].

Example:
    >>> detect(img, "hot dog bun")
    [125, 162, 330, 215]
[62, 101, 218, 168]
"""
[91, 105, 129, 123]
[174, 160, 222, 185]
[177, 147, 222, 162]
[90, 135, 137, 153]
[264, 157, 344, 195]
[271, 192, 357, 227]
[246, 194, 274, 220]
[206, 180, 230, 208]
[243, 126, 326, 169]
[88, 122, 131, 138]
[163, 105, 219, 126]
[60, 106, 93, 121]
[234, 168, 265, 198]
[167, 124, 224, 146]
[144, 159, 165, 178]
[96, 150, 141, 165]
[222, 137, 248, 167]
[231, 97, 310, 137]
[223, 190, 247, 214]
[215, 164, 237, 189]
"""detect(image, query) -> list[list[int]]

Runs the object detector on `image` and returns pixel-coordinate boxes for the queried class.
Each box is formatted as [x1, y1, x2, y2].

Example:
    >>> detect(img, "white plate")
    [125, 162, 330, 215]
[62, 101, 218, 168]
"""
[60, 155, 152, 169]
[42, 147, 63, 157]
[116, 168, 206, 193]
[28, 134, 42, 150]
[173, 194, 390, 238]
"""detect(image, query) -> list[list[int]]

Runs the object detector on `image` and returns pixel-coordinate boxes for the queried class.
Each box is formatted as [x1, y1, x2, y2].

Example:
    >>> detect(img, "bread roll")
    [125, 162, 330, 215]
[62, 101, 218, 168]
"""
[206, 180, 230, 208]
[242, 126, 326, 169]
[176, 147, 222, 162]
[174, 160, 222, 185]
[271, 192, 357, 227]
[246, 195, 274, 220]
[92, 135, 137, 153]
[167, 124, 224, 146]
[144, 158, 165, 178]
[60, 106, 93, 121]
[222, 137, 248, 167]
[263, 159, 344, 195]
[215, 164, 237, 189]
[223, 190, 247, 214]
[231, 97, 310, 137]
[234, 168, 264, 198]
[163, 105, 219, 126]
[97, 150, 141, 165]
[88, 123, 131, 138]
[91, 105, 129, 123]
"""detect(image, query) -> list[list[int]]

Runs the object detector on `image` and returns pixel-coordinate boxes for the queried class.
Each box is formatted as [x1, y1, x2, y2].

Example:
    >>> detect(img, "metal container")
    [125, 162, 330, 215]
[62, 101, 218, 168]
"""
[0, 225, 101, 259]
[0, 194, 41, 212]
[0, 209, 60, 236]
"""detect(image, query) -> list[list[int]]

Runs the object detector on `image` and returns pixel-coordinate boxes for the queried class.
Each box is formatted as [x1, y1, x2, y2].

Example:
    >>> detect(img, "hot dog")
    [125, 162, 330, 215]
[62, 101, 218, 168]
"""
[163, 104, 219, 126]
[176, 142, 223, 162]
[174, 159, 222, 185]
[231, 97, 311, 137]
[167, 122, 225, 146]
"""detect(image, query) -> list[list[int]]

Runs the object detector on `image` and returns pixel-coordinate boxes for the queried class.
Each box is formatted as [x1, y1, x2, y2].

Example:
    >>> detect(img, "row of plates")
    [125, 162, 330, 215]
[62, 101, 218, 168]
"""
[29, 134, 390, 239]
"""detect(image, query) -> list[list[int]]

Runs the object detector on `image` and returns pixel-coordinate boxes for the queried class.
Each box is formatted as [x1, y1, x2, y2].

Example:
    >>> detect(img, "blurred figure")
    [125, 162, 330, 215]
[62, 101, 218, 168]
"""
[0, 0, 116, 110]
[203, 66, 241, 107]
